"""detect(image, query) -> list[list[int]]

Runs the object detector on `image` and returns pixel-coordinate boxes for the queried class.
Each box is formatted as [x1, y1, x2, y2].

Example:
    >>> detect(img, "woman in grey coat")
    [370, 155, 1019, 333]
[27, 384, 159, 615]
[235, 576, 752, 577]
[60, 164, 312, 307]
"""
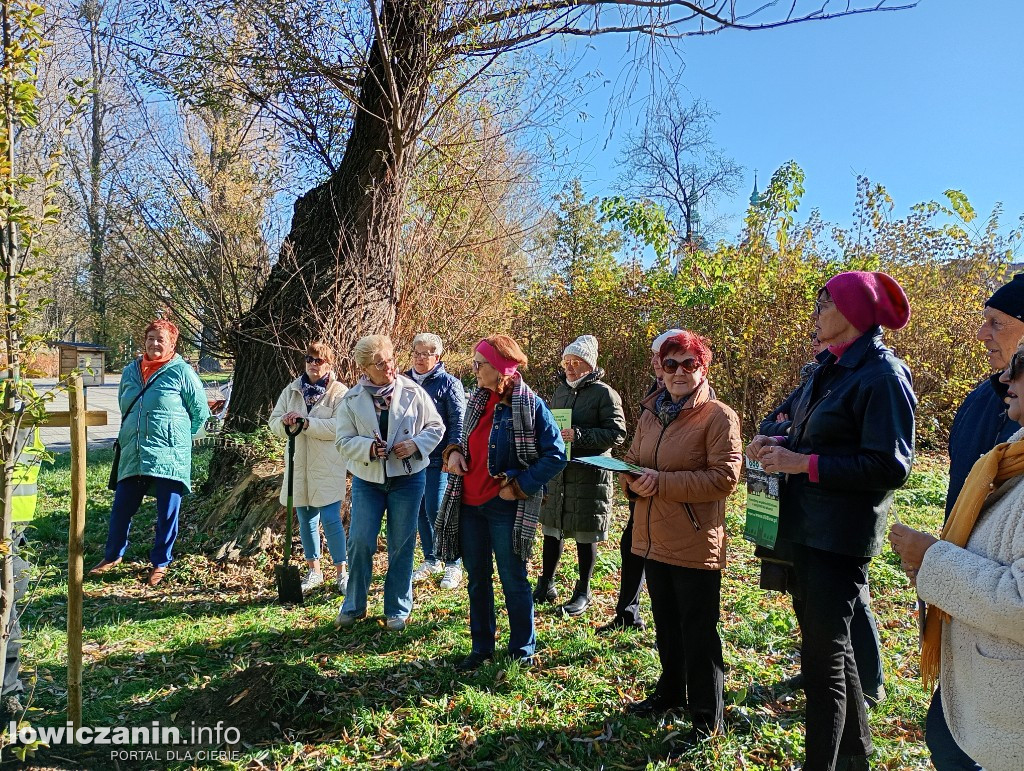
[537, 335, 627, 615]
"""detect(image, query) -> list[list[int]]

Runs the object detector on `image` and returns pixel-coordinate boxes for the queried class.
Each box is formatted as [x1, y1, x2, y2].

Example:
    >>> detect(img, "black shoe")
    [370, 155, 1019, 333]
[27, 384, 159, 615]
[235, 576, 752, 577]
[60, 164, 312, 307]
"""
[455, 651, 493, 672]
[626, 691, 686, 717]
[863, 683, 886, 708]
[596, 616, 646, 634]
[779, 672, 804, 691]
[0, 693, 23, 725]
[532, 577, 557, 605]
[559, 581, 591, 616]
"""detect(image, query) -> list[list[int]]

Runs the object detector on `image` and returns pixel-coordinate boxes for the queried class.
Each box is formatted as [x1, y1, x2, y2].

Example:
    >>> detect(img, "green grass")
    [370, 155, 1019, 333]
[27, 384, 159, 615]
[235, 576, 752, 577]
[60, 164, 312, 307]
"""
[4, 450, 943, 769]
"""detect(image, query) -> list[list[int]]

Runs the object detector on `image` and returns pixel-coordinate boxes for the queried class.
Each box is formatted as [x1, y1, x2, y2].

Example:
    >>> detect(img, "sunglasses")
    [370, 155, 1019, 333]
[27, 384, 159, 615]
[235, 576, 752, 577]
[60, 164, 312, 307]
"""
[661, 357, 701, 375]
[305, 356, 327, 365]
[1007, 351, 1024, 381]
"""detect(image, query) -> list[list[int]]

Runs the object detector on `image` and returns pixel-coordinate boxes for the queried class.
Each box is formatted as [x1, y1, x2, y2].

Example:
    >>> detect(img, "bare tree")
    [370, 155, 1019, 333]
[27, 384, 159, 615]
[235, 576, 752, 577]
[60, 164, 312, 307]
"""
[125, 0, 916, 432]
[618, 94, 742, 249]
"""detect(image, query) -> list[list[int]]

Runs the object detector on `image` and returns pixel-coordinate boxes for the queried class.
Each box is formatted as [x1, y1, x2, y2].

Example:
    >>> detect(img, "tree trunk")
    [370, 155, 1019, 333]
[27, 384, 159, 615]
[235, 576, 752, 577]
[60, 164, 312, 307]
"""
[86, 3, 108, 349]
[223, 0, 436, 434]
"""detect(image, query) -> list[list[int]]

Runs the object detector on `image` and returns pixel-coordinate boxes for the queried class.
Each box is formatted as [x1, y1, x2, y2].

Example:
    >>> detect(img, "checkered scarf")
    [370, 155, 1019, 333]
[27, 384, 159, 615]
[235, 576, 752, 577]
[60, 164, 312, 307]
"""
[434, 374, 542, 562]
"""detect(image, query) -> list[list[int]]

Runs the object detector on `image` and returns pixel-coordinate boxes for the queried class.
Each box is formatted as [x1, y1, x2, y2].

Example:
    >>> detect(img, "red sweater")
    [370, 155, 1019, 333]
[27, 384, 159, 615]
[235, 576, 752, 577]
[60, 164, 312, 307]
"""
[462, 390, 502, 506]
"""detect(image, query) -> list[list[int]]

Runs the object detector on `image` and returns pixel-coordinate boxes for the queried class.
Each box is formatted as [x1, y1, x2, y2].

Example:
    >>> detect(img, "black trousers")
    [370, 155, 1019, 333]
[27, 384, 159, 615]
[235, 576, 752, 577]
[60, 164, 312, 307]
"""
[791, 544, 873, 770]
[644, 558, 724, 731]
[614, 504, 646, 625]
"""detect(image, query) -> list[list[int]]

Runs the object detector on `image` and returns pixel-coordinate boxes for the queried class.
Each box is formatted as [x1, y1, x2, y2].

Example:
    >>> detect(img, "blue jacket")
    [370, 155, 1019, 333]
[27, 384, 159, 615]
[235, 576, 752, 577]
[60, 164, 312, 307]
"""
[117, 356, 210, 491]
[485, 394, 566, 496]
[405, 363, 466, 467]
[946, 374, 1017, 517]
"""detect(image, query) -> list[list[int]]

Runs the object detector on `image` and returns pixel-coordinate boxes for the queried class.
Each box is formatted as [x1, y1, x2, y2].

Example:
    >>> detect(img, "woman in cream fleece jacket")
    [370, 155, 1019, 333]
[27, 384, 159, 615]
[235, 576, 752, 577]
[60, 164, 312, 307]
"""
[891, 347, 1024, 771]
[269, 342, 350, 595]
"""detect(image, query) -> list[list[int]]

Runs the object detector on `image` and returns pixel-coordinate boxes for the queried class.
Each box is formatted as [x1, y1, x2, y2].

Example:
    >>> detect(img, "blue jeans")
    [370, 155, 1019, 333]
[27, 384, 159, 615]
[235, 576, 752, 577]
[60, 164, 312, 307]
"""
[926, 688, 981, 770]
[296, 501, 347, 566]
[104, 476, 187, 568]
[342, 471, 425, 619]
[460, 497, 535, 659]
[417, 466, 460, 568]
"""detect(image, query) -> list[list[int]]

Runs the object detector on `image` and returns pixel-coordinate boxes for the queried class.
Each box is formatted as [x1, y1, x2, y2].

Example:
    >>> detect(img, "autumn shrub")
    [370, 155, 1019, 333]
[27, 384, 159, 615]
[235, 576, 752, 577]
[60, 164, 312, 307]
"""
[514, 164, 1014, 450]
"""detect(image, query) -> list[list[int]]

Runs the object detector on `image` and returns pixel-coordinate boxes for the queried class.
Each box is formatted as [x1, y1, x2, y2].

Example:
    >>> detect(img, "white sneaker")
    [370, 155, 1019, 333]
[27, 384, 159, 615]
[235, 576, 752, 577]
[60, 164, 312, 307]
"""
[412, 560, 443, 582]
[300, 570, 324, 594]
[336, 572, 348, 595]
[334, 608, 366, 629]
[439, 565, 463, 590]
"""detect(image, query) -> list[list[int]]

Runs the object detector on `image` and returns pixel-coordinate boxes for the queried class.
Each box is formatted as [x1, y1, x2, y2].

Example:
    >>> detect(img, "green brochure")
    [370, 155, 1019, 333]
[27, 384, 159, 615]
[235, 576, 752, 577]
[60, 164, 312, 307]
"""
[744, 458, 780, 549]
[550, 408, 572, 460]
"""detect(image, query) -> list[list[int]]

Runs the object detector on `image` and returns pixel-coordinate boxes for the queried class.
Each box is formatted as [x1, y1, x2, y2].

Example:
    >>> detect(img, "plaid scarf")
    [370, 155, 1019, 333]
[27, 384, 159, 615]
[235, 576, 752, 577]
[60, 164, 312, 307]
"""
[434, 374, 542, 561]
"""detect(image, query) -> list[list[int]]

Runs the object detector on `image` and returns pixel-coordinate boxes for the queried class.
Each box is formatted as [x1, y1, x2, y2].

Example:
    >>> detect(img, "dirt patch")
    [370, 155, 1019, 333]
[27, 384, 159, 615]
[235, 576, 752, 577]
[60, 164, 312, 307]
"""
[184, 662, 330, 747]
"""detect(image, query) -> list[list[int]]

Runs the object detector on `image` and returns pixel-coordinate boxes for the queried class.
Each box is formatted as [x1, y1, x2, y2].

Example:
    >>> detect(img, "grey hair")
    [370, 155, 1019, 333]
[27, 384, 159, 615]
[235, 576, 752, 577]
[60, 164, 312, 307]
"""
[411, 332, 444, 356]
[352, 334, 393, 369]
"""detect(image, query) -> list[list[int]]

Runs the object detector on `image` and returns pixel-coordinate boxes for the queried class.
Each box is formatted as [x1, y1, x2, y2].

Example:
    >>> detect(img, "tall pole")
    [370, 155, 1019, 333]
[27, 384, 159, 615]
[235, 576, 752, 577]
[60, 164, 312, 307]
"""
[67, 375, 86, 729]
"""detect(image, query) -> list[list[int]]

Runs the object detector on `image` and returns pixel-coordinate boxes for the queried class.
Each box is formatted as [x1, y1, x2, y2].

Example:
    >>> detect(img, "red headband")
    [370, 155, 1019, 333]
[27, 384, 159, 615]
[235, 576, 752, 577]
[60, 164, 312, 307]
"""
[476, 339, 519, 376]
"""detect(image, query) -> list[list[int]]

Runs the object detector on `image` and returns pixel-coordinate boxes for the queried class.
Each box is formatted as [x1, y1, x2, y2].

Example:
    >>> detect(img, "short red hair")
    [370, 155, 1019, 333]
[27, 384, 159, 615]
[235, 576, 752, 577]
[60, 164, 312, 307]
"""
[144, 319, 179, 345]
[659, 330, 712, 370]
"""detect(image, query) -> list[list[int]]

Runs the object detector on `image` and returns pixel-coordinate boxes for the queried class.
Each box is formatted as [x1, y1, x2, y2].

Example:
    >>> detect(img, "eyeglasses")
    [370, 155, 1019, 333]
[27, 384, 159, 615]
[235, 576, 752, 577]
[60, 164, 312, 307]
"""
[305, 356, 327, 365]
[472, 359, 486, 372]
[411, 350, 436, 360]
[661, 357, 701, 374]
[370, 357, 394, 371]
[1008, 351, 1024, 381]
[814, 298, 834, 315]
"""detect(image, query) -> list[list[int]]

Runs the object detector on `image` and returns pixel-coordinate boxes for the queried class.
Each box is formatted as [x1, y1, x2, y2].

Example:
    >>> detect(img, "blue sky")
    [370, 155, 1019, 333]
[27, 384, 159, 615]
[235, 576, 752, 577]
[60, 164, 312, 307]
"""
[543, 0, 1024, 241]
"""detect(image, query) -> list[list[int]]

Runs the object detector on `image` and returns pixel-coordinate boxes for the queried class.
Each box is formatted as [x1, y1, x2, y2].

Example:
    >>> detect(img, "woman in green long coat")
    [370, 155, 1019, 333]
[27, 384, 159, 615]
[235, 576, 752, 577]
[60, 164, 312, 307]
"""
[90, 320, 210, 586]
[537, 335, 626, 616]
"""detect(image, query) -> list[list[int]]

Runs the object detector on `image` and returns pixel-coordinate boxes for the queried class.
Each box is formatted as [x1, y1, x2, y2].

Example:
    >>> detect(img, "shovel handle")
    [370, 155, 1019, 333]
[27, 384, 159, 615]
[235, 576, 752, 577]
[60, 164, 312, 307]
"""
[282, 419, 304, 564]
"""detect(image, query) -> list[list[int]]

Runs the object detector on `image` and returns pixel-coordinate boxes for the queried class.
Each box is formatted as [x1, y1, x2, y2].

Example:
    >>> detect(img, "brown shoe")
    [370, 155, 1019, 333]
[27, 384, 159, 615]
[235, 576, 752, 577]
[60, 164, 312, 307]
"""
[89, 558, 121, 575]
[145, 567, 167, 587]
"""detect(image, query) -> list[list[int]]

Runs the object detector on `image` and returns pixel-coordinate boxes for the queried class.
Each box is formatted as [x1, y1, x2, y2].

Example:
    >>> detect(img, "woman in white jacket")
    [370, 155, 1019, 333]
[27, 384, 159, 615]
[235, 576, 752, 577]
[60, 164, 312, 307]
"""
[269, 341, 350, 595]
[334, 334, 444, 632]
[890, 342, 1024, 771]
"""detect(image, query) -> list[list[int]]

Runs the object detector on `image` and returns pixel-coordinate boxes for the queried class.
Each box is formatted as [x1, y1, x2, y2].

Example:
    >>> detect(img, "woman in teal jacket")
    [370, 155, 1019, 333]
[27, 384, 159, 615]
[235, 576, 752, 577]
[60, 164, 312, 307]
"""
[90, 320, 210, 586]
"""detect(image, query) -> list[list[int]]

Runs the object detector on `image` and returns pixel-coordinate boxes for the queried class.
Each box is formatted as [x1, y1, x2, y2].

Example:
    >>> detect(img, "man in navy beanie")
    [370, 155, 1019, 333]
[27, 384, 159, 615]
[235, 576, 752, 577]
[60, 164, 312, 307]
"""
[946, 273, 1024, 518]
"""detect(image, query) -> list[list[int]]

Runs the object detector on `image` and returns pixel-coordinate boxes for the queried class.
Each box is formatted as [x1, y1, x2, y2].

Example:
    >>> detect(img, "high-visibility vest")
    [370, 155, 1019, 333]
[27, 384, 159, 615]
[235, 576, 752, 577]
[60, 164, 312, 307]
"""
[11, 428, 44, 522]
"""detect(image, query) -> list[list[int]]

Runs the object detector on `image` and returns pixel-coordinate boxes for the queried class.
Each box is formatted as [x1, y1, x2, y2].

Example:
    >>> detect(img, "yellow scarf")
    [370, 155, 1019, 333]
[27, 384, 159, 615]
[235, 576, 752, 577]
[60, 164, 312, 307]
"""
[920, 438, 1024, 687]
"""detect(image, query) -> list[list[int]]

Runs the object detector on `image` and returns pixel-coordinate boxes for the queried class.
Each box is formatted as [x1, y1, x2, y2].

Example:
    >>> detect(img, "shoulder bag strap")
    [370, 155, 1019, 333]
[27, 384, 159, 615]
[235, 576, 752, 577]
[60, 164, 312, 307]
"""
[121, 361, 169, 419]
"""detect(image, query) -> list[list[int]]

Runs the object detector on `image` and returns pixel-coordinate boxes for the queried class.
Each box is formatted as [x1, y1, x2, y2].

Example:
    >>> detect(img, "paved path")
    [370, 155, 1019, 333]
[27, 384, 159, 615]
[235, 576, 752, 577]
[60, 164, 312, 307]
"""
[32, 376, 122, 454]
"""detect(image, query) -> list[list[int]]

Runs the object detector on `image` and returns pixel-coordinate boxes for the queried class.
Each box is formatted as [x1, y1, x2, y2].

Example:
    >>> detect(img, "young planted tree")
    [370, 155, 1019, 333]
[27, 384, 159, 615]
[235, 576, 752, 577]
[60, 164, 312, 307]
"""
[0, 0, 74, 706]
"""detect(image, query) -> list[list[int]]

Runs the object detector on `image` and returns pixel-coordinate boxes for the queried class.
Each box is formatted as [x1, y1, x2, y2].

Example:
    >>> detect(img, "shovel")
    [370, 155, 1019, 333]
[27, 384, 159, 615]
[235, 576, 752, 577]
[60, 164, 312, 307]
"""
[275, 420, 305, 605]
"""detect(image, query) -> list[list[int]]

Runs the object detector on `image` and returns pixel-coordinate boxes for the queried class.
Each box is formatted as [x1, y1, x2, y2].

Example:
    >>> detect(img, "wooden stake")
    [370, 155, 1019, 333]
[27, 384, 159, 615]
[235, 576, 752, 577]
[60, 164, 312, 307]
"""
[67, 375, 85, 729]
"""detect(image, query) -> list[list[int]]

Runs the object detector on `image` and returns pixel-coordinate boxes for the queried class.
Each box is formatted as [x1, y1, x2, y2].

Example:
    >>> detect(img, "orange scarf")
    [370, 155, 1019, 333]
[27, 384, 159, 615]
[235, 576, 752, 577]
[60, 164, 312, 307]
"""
[140, 352, 174, 384]
[920, 438, 1024, 687]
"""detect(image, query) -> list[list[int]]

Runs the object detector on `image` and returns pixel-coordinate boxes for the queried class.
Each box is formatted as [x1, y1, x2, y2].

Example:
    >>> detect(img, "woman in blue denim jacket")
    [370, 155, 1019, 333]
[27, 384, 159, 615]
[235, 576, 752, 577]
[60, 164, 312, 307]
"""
[434, 334, 566, 671]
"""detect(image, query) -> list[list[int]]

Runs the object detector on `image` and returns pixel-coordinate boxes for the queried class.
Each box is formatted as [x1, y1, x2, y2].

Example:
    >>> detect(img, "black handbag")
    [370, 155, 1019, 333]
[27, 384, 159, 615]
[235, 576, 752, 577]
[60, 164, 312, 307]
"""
[107, 366, 163, 491]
